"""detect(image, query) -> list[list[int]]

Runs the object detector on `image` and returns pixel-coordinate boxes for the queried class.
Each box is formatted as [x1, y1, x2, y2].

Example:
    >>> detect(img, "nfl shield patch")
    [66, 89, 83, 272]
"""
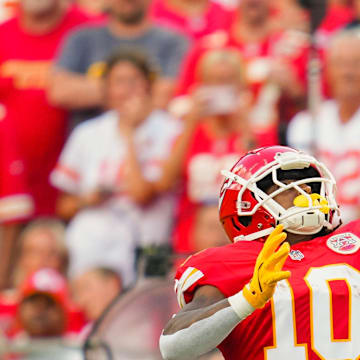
[326, 232, 360, 255]
[289, 249, 304, 261]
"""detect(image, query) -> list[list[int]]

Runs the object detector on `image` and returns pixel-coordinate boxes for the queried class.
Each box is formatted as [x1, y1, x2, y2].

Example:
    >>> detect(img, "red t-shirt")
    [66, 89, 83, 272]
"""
[149, 0, 233, 41]
[0, 118, 33, 223]
[175, 219, 360, 359]
[0, 6, 91, 215]
[173, 123, 245, 253]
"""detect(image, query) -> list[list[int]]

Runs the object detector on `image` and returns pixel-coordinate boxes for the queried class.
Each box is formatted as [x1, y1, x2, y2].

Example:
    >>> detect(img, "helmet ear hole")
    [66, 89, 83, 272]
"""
[238, 216, 252, 227]
[231, 217, 241, 231]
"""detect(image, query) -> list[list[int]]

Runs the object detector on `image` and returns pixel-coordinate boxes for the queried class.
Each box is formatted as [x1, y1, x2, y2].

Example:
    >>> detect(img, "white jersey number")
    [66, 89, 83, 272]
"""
[265, 264, 360, 360]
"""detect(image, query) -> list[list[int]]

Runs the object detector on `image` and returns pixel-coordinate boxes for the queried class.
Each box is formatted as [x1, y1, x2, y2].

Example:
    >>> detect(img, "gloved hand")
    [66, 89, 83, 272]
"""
[242, 225, 291, 309]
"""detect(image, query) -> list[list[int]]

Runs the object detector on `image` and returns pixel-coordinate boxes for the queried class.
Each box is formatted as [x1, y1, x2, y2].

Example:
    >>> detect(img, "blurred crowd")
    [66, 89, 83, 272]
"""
[0, 0, 360, 355]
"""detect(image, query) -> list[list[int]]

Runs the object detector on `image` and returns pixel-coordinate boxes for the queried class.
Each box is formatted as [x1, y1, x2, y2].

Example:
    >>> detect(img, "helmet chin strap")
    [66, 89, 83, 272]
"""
[233, 227, 274, 242]
[279, 193, 329, 235]
[279, 207, 325, 235]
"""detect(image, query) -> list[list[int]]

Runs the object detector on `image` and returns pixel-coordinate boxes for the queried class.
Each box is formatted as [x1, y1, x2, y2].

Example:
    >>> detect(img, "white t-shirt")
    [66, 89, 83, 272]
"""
[51, 110, 182, 282]
[287, 100, 360, 222]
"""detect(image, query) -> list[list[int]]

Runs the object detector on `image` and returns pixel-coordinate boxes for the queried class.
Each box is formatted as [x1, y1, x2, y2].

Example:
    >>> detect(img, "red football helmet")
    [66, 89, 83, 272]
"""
[219, 146, 340, 242]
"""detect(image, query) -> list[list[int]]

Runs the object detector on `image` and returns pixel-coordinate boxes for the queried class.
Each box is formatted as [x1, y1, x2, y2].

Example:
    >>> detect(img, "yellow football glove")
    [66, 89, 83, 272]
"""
[243, 224, 291, 309]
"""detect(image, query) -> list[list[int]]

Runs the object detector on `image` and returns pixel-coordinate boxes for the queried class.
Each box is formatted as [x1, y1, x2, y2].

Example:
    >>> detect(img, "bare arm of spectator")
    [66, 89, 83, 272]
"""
[151, 78, 176, 109]
[122, 134, 155, 204]
[48, 69, 104, 109]
[268, 60, 305, 101]
[155, 93, 205, 193]
[119, 97, 156, 204]
[55, 189, 112, 220]
[47, 27, 105, 109]
[50, 122, 110, 220]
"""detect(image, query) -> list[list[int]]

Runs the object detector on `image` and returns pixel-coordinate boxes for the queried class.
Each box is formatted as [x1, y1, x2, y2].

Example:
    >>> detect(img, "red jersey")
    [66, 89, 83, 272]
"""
[175, 220, 360, 359]
[149, 0, 233, 41]
[0, 6, 90, 215]
[173, 123, 244, 253]
[0, 118, 33, 223]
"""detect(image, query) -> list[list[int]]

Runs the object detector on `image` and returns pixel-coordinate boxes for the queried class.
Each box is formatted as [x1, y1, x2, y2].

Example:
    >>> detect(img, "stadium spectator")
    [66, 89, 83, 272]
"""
[0, 0, 91, 219]
[0, 118, 33, 289]
[0, 219, 68, 334]
[7, 268, 85, 339]
[149, 0, 233, 41]
[50, 50, 182, 284]
[287, 29, 360, 223]
[157, 48, 255, 254]
[49, 0, 189, 125]
[71, 267, 122, 323]
[176, 0, 309, 145]
[11, 218, 68, 288]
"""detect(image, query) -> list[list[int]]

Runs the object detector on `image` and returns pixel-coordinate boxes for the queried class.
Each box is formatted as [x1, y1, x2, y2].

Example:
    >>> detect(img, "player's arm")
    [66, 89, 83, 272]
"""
[159, 225, 291, 360]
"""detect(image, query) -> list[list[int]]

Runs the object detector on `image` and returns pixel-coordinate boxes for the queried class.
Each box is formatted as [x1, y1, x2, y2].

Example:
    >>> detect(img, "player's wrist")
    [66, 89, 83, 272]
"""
[228, 290, 255, 320]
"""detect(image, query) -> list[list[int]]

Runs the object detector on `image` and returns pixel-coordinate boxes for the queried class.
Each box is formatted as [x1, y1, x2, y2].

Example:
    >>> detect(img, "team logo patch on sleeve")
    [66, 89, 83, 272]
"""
[326, 232, 360, 254]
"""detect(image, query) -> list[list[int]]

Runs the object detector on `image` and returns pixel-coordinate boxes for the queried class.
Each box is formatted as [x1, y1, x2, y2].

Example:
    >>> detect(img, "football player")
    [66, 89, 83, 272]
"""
[160, 145, 360, 360]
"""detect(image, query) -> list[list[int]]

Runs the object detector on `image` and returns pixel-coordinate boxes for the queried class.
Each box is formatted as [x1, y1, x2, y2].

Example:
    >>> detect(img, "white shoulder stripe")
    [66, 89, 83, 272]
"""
[175, 267, 204, 308]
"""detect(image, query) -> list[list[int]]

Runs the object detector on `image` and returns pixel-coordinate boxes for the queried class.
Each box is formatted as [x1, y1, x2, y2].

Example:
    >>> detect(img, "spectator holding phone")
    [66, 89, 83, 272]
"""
[50, 50, 182, 284]
[176, 0, 310, 145]
[157, 48, 256, 254]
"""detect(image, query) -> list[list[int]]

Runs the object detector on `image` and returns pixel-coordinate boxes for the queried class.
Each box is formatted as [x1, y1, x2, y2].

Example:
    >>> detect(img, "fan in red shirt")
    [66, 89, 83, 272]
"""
[163, 48, 256, 254]
[176, 0, 309, 144]
[160, 145, 360, 360]
[149, 0, 234, 41]
[6, 268, 85, 339]
[0, 0, 92, 217]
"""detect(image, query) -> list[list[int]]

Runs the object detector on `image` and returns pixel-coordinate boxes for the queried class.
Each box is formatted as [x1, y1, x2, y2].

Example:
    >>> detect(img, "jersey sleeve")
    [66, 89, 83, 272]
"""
[50, 124, 87, 194]
[174, 245, 256, 308]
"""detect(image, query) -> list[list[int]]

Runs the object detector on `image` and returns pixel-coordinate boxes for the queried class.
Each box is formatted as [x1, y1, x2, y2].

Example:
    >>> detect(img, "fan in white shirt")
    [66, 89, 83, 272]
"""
[51, 50, 181, 284]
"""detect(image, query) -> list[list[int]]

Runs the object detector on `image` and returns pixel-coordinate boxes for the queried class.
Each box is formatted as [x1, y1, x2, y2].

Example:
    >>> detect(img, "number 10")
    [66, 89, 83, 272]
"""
[265, 264, 360, 360]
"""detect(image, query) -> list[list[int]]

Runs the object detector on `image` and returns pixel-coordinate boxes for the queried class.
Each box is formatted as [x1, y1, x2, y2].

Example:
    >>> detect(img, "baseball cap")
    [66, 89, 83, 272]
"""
[20, 268, 69, 309]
